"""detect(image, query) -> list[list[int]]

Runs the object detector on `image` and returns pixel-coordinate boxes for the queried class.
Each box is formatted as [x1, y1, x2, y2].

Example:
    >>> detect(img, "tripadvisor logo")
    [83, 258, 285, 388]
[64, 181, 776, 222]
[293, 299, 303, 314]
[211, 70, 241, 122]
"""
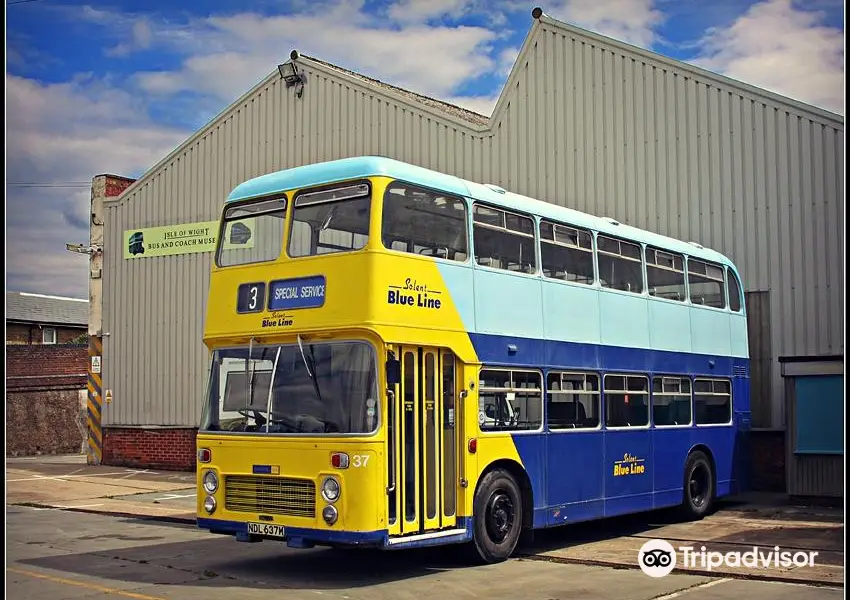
[638, 539, 819, 577]
[638, 539, 676, 577]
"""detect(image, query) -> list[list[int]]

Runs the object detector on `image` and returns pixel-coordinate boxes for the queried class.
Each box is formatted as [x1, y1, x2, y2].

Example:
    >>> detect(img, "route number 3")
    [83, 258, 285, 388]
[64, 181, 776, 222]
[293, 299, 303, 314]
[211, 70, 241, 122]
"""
[352, 455, 370, 468]
[237, 282, 265, 314]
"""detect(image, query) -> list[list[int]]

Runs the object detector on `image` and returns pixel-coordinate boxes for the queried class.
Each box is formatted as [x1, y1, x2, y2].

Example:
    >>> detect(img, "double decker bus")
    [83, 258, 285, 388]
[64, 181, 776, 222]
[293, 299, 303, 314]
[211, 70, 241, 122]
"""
[196, 156, 751, 563]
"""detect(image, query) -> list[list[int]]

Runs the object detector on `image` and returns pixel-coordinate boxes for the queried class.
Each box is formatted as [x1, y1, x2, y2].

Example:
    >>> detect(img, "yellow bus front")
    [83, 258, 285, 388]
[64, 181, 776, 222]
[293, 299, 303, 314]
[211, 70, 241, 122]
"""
[196, 332, 393, 548]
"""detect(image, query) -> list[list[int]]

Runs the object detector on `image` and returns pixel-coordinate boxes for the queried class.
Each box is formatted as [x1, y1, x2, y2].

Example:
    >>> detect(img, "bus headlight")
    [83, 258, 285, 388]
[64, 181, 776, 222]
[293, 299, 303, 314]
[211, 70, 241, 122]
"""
[202, 470, 219, 494]
[203, 495, 217, 514]
[321, 476, 340, 503]
[322, 504, 338, 525]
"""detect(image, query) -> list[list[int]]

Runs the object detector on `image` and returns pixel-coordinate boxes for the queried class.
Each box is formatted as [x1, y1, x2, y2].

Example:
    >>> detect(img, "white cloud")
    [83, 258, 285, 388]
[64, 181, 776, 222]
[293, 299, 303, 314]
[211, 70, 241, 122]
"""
[387, 0, 475, 23]
[129, 2, 499, 104]
[5, 75, 189, 297]
[545, 0, 665, 48]
[691, 0, 844, 114]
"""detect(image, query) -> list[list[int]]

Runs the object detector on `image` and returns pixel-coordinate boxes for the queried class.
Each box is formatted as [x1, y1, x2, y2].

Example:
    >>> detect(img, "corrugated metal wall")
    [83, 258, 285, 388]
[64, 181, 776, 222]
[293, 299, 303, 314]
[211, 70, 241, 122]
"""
[102, 17, 844, 430]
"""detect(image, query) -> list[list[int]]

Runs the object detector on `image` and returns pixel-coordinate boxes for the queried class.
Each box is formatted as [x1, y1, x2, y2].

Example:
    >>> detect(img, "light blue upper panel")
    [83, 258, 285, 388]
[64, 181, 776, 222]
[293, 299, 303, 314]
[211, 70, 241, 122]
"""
[648, 299, 693, 353]
[227, 156, 470, 202]
[541, 282, 601, 344]
[473, 269, 544, 339]
[598, 290, 650, 349]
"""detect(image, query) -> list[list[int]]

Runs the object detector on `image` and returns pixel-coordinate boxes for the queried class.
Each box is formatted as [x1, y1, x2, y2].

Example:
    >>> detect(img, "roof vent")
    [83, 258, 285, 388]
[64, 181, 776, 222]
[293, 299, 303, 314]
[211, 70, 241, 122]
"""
[485, 184, 506, 194]
[532, 7, 544, 19]
[604, 217, 620, 226]
[688, 241, 704, 249]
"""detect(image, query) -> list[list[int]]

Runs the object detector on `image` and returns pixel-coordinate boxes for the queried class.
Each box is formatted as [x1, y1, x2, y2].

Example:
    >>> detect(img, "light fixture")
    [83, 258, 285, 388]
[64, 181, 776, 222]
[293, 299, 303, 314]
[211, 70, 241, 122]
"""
[65, 243, 101, 255]
[278, 50, 307, 98]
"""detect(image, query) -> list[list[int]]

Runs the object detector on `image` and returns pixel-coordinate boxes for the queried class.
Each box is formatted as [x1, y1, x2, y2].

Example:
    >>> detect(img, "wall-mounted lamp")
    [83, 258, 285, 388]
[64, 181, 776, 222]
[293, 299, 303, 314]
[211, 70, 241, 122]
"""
[278, 50, 307, 98]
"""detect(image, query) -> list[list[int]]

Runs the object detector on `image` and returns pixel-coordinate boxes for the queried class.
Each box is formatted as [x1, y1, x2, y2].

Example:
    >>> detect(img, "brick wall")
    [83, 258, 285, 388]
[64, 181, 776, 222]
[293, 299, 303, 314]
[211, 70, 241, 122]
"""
[6, 390, 85, 456]
[6, 343, 88, 389]
[749, 430, 786, 492]
[103, 428, 197, 471]
[6, 323, 87, 345]
[6, 344, 88, 457]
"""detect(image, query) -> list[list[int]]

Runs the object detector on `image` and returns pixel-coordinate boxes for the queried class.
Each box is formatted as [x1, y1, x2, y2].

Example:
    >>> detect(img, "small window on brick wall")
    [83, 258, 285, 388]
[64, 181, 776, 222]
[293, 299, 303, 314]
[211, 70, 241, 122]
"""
[43, 327, 57, 344]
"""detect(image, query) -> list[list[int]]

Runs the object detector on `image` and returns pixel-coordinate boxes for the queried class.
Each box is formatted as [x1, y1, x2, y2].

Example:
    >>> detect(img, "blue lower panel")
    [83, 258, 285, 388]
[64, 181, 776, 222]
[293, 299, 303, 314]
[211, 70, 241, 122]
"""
[197, 518, 387, 548]
[468, 332, 743, 376]
[510, 425, 741, 528]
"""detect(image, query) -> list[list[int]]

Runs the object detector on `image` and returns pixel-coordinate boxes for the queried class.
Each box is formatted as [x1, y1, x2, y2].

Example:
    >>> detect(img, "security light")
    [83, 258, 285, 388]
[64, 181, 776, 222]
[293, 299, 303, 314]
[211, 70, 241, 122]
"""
[278, 50, 307, 97]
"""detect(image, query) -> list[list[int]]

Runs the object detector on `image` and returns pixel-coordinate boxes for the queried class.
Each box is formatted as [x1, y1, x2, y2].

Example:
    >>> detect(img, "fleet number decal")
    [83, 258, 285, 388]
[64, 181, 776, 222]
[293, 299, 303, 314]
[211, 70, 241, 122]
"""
[352, 455, 370, 468]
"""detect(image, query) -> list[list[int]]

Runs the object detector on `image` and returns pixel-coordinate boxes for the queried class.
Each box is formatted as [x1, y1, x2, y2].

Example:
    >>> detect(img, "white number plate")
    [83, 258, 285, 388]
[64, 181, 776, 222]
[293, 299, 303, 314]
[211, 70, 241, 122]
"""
[247, 522, 286, 538]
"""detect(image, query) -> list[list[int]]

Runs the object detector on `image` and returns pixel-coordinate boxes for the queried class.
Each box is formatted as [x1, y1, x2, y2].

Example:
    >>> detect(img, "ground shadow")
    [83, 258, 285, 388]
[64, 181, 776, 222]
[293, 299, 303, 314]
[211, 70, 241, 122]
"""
[21, 530, 480, 590]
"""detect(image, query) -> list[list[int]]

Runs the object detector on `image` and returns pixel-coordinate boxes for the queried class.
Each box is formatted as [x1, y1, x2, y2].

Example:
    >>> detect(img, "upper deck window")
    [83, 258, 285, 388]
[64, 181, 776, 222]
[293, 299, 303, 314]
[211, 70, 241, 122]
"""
[472, 205, 537, 274]
[687, 258, 726, 308]
[539, 220, 595, 285]
[382, 182, 468, 261]
[727, 269, 743, 312]
[217, 196, 287, 268]
[288, 181, 371, 258]
[646, 246, 686, 301]
[597, 235, 644, 293]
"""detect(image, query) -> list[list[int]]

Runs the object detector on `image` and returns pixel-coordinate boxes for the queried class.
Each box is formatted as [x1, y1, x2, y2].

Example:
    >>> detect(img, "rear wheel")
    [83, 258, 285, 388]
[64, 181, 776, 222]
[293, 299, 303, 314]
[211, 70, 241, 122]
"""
[680, 451, 714, 520]
[471, 468, 523, 563]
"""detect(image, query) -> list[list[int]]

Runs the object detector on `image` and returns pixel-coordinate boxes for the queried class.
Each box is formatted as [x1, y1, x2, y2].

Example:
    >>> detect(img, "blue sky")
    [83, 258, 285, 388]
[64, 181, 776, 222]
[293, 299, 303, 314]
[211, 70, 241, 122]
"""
[5, 0, 845, 298]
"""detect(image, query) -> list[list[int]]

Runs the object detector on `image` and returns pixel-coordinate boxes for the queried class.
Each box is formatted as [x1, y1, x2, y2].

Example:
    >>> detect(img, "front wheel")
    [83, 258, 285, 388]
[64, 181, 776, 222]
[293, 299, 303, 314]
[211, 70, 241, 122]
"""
[471, 469, 523, 563]
[679, 451, 714, 520]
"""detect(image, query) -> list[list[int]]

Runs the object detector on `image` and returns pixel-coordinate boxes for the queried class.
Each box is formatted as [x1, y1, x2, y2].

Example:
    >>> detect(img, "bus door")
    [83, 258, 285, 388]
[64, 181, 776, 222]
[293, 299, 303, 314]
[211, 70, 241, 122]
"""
[386, 347, 458, 536]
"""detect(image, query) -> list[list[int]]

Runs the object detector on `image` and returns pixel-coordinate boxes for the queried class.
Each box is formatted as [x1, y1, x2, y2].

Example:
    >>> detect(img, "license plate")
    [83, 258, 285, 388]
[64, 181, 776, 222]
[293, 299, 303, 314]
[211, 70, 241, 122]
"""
[247, 522, 286, 538]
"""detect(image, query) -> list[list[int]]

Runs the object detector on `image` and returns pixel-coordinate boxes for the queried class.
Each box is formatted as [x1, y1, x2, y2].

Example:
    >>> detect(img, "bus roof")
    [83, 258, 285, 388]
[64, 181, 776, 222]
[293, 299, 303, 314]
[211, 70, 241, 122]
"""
[227, 156, 736, 269]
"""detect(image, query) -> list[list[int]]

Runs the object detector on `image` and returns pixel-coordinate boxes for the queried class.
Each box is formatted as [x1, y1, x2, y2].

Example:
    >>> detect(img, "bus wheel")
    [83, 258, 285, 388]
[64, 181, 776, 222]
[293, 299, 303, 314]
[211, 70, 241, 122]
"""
[680, 451, 714, 520]
[471, 468, 523, 563]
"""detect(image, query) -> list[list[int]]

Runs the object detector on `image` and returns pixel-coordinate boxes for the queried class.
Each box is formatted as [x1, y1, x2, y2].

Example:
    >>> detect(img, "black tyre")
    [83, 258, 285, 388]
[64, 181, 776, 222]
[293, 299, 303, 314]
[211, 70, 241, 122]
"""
[471, 468, 523, 563]
[680, 451, 714, 520]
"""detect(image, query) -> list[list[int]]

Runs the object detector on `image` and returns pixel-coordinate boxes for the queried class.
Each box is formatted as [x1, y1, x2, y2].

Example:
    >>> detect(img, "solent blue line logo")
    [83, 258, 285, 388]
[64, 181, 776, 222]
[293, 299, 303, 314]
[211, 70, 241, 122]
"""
[268, 275, 326, 311]
[387, 278, 442, 310]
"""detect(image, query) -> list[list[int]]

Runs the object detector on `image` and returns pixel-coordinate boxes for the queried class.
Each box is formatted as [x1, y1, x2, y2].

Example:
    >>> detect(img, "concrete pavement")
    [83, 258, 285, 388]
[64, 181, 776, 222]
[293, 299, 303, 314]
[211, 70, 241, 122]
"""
[6, 506, 844, 600]
[6, 454, 845, 589]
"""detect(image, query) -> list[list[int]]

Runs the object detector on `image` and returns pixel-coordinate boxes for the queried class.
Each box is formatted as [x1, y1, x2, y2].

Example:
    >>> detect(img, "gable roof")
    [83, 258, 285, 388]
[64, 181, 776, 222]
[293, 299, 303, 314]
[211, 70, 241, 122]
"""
[302, 54, 490, 126]
[110, 7, 841, 201]
[6, 292, 89, 327]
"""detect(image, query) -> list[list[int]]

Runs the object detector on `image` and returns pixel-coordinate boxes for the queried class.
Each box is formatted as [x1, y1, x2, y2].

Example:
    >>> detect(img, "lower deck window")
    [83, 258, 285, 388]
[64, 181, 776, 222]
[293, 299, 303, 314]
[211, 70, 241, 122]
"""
[604, 374, 649, 427]
[694, 378, 732, 425]
[478, 369, 542, 431]
[547, 371, 600, 429]
[652, 376, 692, 426]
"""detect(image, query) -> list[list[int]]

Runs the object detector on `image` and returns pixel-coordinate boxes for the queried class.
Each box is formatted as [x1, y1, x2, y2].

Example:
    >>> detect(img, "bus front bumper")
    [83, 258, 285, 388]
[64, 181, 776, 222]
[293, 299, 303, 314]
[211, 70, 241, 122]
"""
[196, 517, 388, 549]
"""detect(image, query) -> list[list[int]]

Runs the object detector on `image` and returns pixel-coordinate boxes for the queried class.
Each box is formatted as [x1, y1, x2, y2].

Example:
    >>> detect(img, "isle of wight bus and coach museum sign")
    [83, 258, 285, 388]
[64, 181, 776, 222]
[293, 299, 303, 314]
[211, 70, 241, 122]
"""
[123, 220, 255, 259]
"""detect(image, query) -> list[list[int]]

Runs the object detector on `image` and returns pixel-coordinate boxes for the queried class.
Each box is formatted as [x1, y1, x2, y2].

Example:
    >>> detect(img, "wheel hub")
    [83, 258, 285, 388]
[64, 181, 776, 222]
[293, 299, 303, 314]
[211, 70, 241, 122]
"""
[689, 465, 709, 507]
[485, 491, 515, 543]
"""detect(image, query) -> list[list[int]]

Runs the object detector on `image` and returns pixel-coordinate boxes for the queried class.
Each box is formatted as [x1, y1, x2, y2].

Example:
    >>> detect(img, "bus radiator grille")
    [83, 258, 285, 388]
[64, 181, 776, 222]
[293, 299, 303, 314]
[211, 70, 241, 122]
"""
[224, 475, 316, 518]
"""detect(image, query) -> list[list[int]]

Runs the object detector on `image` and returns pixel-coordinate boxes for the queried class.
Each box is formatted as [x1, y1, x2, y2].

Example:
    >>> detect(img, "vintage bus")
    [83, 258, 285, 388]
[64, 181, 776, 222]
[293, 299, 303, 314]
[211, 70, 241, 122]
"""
[196, 156, 751, 563]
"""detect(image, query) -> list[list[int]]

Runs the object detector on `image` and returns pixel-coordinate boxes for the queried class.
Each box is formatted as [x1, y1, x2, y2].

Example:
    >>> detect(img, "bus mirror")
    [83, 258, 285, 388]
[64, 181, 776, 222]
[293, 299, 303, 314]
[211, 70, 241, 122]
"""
[386, 356, 401, 386]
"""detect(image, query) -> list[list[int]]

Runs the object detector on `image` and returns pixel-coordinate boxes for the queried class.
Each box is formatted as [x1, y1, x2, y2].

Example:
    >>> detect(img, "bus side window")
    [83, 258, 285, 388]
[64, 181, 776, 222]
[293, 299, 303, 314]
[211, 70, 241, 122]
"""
[687, 259, 726, 309]
[478, 369, 542, 431]
[597, 235, 643, 294]
[603, 374, 649, 428]
[472, 205, 537, 274]
[540, 221, 595, 285]
[646, 247, 686, 301]
[547, 371, 600, 429]
[381, 182, 468, 262]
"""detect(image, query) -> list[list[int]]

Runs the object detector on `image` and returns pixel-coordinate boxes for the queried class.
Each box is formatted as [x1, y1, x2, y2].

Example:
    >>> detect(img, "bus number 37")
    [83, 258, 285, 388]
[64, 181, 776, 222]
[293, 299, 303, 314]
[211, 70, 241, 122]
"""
[352, 455, 369, 468]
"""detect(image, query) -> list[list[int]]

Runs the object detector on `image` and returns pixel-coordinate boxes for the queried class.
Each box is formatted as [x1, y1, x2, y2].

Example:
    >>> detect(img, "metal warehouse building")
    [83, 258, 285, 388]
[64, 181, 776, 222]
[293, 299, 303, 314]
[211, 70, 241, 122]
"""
[87, 8, 844, 497]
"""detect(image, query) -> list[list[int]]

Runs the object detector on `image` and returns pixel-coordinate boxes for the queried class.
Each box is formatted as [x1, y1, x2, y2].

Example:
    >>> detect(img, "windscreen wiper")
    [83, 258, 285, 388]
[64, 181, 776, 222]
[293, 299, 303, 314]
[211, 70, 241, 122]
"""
[297, 334, 324, 406]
